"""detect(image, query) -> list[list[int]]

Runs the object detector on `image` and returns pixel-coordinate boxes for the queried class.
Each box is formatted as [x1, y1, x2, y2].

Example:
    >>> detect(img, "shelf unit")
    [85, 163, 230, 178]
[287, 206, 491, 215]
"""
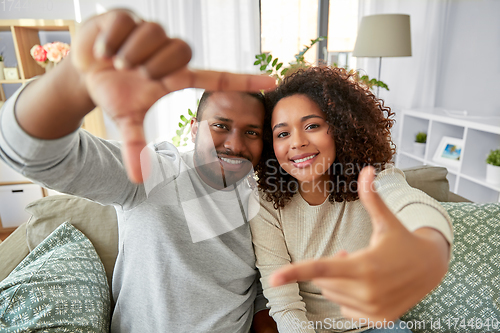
[395, 108, 500, 203]
[0, 19, 106, 234]
[0, 19, 106, 137]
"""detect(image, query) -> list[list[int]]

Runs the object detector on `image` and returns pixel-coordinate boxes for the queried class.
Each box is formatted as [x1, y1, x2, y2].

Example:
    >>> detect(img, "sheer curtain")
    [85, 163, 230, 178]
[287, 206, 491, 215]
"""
[108, 0, 262, 150]
[356, 0, 451, 142]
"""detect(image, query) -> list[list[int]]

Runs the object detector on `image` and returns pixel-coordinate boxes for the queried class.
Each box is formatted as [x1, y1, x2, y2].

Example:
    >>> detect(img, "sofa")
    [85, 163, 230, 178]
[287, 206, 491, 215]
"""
[0, 165, 499, 332]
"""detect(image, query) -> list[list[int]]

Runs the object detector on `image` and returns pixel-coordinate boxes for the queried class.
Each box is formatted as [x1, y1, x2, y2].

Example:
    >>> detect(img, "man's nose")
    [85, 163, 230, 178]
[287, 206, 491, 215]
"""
[223, 131, 246, 154]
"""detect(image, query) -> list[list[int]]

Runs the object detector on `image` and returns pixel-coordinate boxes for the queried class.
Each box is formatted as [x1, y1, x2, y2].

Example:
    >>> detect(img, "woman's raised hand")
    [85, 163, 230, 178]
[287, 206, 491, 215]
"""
[269, 166, 450, 324]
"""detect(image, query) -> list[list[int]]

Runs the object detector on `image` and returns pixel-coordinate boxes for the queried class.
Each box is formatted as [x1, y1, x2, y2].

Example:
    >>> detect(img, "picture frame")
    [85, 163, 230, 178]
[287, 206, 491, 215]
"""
[432, 136, 464, 169]
[3, 67, 19, 80]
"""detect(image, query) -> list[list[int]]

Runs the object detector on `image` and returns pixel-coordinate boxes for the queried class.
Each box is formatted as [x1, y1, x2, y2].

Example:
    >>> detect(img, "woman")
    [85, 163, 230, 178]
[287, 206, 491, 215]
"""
[250, 66, 452, 333]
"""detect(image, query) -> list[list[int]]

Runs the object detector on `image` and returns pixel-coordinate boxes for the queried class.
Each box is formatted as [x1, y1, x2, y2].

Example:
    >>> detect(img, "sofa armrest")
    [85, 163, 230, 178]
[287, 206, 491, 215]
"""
[448, 191, 472, 202]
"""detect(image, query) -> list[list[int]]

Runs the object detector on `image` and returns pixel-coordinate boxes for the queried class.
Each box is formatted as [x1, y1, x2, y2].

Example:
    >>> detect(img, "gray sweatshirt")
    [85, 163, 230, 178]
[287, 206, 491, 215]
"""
[0, 84, 267, 332]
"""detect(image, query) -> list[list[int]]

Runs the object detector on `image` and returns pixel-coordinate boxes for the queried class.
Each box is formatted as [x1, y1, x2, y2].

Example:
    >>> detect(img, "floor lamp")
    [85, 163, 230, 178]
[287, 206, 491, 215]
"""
[352, 14, 412, 97]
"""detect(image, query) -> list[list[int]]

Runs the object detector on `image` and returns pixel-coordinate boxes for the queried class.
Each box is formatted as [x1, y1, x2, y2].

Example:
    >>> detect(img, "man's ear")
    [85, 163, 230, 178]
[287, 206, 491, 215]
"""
[191, 118, 198, 143]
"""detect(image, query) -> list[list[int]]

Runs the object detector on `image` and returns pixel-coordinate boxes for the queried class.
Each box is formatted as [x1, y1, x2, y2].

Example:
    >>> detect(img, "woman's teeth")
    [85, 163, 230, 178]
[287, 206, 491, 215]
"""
[292, 154, 317, 163]
[219, 157, 243, 164]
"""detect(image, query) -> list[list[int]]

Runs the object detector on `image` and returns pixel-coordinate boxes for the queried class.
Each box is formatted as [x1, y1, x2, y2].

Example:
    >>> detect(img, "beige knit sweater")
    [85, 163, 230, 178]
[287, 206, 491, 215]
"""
[250, 167, 453, 333]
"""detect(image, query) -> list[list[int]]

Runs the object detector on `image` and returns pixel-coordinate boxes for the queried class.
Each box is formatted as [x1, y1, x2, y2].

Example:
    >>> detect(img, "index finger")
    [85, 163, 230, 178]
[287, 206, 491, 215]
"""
[160, 67, 276, 93]
[269, 257, 357, 287]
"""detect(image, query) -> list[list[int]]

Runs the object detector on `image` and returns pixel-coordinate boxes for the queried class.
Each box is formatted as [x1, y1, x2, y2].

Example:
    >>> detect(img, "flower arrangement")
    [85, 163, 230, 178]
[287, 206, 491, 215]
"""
[30, 42, 70, 68]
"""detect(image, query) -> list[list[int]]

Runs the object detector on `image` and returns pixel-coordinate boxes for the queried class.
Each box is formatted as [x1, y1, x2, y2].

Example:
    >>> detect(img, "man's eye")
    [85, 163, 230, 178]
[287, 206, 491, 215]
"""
[214, 124, 228, 130]
[247, 131, 260, 136]
[277, 132, 289, 138]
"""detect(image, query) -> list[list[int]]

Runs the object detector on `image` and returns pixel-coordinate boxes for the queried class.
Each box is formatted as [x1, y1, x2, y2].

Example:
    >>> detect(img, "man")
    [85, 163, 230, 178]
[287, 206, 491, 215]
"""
[0, 9, 277, 333]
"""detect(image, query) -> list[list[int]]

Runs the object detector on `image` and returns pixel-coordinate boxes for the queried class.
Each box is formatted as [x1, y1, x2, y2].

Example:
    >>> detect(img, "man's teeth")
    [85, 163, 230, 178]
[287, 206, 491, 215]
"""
[219, 157, 243, 164]
[293, 154, 317, 163]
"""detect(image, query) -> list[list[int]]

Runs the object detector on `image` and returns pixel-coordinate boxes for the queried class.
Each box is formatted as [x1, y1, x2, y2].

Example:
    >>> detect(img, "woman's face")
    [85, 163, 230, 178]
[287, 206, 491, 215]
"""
[271, 94, 336, 185]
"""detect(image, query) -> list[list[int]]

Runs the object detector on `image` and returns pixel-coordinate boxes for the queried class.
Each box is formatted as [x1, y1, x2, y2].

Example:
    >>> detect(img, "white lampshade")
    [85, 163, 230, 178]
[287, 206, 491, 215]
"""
[353, 14, 412, 58]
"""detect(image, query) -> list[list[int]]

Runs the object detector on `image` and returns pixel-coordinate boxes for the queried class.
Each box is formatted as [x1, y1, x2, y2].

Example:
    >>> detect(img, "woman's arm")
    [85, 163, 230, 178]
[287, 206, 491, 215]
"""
[250, 199, 316, 333]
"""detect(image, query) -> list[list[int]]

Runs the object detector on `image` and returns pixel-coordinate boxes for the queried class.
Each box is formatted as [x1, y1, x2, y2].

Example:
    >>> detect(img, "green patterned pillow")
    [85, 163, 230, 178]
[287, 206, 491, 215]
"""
[402, 203, 500, 333]
[0, 222, 111, 332]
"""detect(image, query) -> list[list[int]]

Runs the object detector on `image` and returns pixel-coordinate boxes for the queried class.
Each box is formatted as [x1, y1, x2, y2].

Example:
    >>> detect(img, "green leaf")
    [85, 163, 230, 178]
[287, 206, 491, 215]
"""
[254, 60, 261, 65]
[183, 137, 189, 141]
[176, 129, 182, 136]
[276, 63, 283, 71]
[178, 122, 183, 128]
[272, 58, 278, 67]
[260, 64, 267, 71]
[281, 68, 289, 76]
[188, 109, 193, 116]
[180, 115, 187, 122]
[266, 69, 273, 74]
[266, 55, 272, 63]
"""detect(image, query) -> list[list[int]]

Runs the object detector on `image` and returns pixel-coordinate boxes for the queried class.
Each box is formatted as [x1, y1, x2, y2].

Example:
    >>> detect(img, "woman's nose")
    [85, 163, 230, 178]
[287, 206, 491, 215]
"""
[290, 132, 308, 149]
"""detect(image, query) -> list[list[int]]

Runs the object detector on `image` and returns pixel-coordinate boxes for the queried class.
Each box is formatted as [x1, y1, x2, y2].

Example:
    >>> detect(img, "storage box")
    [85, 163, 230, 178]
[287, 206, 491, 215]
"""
[0, 159, 28, 183]
[0, 184, 43, 228]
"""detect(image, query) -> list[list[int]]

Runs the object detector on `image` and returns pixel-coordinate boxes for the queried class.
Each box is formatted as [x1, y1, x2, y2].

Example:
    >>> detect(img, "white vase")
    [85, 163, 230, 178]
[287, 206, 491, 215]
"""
[0, 62, 4, 80]
[486, 164, 500, 184]
[413, 142, 426, 157]
[45, 62, 55, 73]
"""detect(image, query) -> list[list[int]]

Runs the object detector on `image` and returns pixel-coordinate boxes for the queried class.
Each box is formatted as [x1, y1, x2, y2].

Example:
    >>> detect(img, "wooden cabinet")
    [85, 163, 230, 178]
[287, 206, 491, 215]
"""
[395, 108, 500, 203]
[0, 19, 106, 235]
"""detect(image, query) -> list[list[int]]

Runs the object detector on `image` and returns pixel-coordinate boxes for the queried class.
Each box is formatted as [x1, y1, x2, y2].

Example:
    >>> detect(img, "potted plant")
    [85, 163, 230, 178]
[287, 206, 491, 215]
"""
[413, 132, 427, 156]
[486, 149, 500, 184]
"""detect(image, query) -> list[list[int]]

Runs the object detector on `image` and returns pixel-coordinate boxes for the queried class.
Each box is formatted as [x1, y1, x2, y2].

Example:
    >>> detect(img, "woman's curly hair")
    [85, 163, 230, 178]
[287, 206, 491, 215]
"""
[255, 66, 396, 209]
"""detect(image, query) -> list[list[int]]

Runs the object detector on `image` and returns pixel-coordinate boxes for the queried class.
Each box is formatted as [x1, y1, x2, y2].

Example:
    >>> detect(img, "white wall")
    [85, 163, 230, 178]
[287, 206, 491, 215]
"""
[358, 0, 500, 118]
[436, 0, 500, 116]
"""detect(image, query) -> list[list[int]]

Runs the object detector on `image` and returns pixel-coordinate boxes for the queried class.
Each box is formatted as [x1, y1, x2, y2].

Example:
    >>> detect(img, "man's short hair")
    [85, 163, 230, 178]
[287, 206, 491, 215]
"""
[196, 91, 265, 121]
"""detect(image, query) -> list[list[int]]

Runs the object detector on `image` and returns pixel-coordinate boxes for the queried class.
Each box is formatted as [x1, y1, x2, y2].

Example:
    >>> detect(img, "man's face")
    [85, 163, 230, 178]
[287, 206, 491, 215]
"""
[191, 92, 265, 189]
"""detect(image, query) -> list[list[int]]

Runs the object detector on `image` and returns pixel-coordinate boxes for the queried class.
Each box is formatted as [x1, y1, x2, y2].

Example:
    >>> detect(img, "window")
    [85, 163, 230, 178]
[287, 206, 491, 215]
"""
[260, 0, 358, 70]
[260, 0, 319, 66]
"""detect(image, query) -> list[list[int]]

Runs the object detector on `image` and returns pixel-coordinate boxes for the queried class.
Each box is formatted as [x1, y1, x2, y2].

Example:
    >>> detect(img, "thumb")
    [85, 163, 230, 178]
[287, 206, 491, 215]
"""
[114, 116, 148, 183]
[358, 166, 401, 234]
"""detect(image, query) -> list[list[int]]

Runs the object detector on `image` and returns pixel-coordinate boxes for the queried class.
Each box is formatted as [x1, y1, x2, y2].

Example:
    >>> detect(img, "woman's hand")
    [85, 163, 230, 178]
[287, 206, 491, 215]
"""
[268, 166, 450, 323]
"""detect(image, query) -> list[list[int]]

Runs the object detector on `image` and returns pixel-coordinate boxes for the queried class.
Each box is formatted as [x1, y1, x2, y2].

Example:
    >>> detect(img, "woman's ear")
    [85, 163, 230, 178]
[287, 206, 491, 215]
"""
[190, 118, 198, 143]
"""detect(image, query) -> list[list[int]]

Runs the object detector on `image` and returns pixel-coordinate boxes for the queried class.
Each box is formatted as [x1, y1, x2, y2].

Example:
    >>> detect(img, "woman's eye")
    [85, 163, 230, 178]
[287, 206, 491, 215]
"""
[306, 124, 320, 130]
[247, 131, 259, 136]
[277, 132, 289, 138]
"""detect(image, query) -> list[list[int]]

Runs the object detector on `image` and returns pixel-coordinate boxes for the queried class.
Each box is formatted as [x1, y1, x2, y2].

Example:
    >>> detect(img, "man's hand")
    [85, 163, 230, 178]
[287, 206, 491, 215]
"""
[70, 9, 275, 183]
[252, 309, 278, 333]
[269, 166, 450, 322]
